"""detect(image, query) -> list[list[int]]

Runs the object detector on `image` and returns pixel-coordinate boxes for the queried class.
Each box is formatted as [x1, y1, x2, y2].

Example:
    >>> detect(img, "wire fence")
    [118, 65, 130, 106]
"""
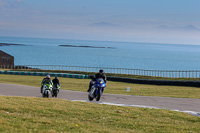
[1, 65, 200, 78]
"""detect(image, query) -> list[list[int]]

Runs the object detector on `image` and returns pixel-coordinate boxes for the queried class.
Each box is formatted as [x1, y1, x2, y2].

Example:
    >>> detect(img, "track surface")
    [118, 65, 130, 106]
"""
[0, 83, 200, 116]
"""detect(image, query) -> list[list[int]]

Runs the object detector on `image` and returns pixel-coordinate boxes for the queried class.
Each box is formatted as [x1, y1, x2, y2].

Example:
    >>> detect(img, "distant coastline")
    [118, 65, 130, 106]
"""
[58, 45, 115, 49]
[0, 43, 29, 46]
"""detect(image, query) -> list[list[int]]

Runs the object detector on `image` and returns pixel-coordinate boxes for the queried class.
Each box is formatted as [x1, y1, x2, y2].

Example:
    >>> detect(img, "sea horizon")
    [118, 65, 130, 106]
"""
[0, 36, 200, 71]
[0, 35, 199, 47]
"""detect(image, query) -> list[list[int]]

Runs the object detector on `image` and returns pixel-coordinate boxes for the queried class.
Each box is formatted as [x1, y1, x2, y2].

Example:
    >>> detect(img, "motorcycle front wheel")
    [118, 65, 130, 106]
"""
[45, 90, 50, 98]
[54, 90, 58, 97]
[96, 89, 102, 101]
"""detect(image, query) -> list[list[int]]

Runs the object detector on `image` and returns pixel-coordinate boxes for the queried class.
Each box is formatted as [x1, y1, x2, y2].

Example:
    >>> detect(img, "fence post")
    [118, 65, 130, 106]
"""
[196, 71, 197, 78]
[163, 71, 165, 77]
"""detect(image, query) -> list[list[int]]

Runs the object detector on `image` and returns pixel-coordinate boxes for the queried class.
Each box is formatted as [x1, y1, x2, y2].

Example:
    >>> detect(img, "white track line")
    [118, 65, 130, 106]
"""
[70, 100, 200, 117]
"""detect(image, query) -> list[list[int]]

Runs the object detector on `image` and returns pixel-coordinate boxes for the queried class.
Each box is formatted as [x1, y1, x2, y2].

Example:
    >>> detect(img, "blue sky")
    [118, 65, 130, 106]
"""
[0, 0, 200, 44]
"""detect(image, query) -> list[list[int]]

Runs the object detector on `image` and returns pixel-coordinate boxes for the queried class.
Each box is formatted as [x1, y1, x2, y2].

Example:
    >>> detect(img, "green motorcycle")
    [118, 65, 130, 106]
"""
[42, 82, 53, 98]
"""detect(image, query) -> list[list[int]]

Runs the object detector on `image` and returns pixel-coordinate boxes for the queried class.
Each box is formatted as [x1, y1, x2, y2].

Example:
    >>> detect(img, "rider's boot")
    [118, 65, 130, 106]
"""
[40, 86, 43, 93]
[87, 85, 92, 92]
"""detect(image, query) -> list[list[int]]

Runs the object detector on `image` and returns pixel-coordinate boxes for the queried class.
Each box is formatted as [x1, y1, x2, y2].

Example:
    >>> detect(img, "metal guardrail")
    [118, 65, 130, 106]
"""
[1, 65, 200, 78]
[0, 70, 88, 79]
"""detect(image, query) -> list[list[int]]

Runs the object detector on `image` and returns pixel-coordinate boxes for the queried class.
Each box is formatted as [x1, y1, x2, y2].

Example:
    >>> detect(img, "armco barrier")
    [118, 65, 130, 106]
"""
[106, 76, 200, 87]
[1, 70, 199, 87]
[13, 65, 200, 78]
[0, 71, 88, 79]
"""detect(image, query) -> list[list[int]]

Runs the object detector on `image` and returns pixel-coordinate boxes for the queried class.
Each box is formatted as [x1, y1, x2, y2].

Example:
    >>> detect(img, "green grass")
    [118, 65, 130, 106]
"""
[1, 74, 200, 99]
[0, 96, 200, 133]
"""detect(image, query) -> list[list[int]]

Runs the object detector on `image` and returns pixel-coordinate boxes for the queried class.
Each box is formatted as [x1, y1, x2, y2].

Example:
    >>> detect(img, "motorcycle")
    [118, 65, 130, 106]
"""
[52, 83, 60, 97]
[42, 82, 53, 98]
[88, 78, 106, 101]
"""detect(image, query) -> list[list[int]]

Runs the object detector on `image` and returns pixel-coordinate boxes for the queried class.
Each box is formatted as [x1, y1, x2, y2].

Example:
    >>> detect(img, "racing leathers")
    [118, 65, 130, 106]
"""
[41, 78, 53, 93]
[87, 73, 107, 92]
[52, 77, 60, 89]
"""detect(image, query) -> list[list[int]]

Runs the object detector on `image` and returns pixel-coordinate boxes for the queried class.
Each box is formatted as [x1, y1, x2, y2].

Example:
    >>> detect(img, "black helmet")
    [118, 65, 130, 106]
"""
[99, 69, 104, 75]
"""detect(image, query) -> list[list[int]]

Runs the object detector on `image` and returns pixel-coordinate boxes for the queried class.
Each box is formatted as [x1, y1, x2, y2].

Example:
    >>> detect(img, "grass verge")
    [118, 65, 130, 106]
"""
[0, 96, 200, 133]
[0, 74, 200, 99]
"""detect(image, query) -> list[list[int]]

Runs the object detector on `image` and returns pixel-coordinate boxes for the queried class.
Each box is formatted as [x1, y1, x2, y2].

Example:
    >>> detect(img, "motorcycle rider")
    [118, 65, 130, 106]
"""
[52, 76, 60, 89]
[87, 69, 107, 92]
[41, 75, 53, 93]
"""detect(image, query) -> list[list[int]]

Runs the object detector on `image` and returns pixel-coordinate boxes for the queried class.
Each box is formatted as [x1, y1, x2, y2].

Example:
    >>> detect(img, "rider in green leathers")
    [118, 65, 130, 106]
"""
[41, 75, 53, 93]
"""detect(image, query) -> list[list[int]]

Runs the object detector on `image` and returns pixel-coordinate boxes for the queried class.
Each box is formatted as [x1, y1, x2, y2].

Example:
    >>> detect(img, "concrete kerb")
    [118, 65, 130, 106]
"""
[0, 71, 88, 79]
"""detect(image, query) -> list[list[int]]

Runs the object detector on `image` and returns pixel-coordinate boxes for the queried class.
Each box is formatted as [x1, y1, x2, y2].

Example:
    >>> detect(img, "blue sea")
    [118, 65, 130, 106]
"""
[0, 36, 200, 71]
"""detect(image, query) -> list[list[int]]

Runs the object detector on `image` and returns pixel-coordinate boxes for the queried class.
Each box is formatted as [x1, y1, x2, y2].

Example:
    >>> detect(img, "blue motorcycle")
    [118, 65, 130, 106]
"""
[88, 78, 106, 101]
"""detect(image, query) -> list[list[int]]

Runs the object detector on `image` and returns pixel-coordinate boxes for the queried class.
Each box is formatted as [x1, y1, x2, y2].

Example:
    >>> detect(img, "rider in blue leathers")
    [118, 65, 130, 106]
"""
[87, 69, 107, 92]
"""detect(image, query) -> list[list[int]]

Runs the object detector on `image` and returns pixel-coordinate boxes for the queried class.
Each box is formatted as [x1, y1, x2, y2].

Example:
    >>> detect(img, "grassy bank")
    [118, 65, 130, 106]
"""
[0, 96, 200, 132]
[1, 74, 200, 99]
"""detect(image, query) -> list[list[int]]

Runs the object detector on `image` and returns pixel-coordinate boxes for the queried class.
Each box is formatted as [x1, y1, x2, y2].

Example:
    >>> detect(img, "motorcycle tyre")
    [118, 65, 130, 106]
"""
[54, 90, 58, 97]
[96, 89, 101, 101]
[46, 90, 50, 98]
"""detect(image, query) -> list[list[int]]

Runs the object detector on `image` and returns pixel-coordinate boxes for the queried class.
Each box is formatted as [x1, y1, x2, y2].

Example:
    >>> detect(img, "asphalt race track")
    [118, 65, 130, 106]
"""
[0, 83, 200, 117]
